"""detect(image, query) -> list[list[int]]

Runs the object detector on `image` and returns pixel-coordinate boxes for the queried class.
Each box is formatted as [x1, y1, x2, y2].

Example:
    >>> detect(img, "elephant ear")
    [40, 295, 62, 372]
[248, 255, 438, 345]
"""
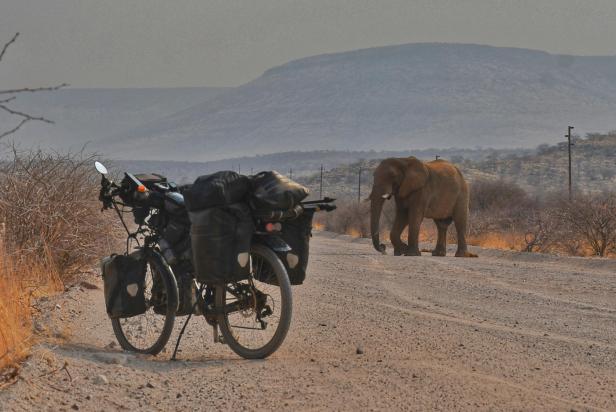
[399, 158, 429, 198]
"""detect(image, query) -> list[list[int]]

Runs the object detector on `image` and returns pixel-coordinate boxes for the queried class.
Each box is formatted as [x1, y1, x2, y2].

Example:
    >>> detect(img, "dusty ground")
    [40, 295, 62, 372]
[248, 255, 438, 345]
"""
[2, 232, 616, 411]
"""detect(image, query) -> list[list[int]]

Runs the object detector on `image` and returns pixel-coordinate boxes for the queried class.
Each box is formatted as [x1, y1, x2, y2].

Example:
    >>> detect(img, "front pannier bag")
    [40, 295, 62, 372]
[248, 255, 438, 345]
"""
[184, 171, 250, 211]
[278, 209, 315, 285]
[189, 203, 255, 284]
[101, 252, 147, 319]
[250, 171, 309, 210]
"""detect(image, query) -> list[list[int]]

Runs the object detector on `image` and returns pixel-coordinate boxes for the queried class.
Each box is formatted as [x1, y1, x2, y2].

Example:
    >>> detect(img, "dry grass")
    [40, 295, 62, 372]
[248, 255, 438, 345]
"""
[467, 231, 526, 251]
[0, 247, 62, 375]
[0, 148, 120, 378]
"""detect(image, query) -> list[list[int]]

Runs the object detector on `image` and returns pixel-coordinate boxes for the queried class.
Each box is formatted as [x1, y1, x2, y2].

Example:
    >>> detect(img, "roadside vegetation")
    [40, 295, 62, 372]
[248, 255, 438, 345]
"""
[0, 149, 118, 379]
[316, 179, 616, 258]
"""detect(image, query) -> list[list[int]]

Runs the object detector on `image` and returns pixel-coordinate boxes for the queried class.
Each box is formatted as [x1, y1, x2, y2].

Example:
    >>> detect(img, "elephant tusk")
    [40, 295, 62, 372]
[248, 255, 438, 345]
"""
[381, 193, 392, 200]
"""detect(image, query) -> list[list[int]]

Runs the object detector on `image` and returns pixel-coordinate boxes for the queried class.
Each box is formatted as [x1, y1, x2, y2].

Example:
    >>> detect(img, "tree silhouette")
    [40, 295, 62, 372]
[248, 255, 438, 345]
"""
[0, 33, 67, 138]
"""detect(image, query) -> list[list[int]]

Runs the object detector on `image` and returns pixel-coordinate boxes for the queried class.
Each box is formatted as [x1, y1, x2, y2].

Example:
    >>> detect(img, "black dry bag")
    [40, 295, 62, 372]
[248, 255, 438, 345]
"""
[250, 171, 309, 211]
[101, 252, 147, 319]
[184, 171, 250, 211]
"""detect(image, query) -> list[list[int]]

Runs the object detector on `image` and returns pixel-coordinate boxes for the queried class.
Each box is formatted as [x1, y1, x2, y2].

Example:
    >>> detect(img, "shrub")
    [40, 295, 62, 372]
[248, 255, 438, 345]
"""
[0, 148, 120, 280]
[0, 149, 122, 377]
[317, 199, 371, 237]
[469, 179, 532, 213]
[556, 192, 616, 257]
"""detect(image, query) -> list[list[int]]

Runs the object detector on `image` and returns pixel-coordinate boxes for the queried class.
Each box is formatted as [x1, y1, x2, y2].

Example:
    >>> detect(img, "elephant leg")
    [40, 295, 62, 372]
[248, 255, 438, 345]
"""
[405, 210, 423, 256]
[453, 199, 475, 257]
[432, 218, 452, 256]
[391, 208, 408, 256]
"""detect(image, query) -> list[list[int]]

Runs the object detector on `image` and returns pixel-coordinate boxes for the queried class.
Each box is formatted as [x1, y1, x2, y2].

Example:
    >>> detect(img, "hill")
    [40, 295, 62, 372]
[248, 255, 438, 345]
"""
[296, 131, 616, 198]
[463, 131, 616, 193]
[112, 146, 520, 184]
[104, 43, 616, 160]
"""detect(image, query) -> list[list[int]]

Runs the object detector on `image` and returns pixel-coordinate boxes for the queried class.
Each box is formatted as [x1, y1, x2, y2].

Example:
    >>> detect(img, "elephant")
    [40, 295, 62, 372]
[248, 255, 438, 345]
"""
[369, 157, 474, 257]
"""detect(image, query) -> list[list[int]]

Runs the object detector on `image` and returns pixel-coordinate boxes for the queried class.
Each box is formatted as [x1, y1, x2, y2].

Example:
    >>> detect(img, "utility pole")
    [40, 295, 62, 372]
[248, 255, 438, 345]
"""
[566, 126, 574, 200]
[289, 168, 293, 179]
[319, 164, 323, 199]
[358, 167, 362, 204]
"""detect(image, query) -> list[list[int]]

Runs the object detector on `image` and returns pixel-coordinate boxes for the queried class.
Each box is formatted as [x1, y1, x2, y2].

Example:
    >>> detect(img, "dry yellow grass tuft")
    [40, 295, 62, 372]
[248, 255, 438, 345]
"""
[467, 231, 525, 251]
[345, 227, 363, 238]
[0, 247, 62, 373]
[312, 221, 325, 231]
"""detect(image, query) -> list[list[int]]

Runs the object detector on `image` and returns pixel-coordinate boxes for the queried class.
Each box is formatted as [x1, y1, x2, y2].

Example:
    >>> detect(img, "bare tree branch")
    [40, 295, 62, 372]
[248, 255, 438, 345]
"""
[0, 96, 16, 104]
[0, 119, 29, 139]
[0, 32, 18, 63]
[0, 33, 67, 138]
[0, 83, 69, 95]
[0, 104, 54, 124]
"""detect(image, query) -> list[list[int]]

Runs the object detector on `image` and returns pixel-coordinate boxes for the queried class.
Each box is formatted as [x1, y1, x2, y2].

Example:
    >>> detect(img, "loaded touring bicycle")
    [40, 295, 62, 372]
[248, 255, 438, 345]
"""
[95, 162, 334, 359]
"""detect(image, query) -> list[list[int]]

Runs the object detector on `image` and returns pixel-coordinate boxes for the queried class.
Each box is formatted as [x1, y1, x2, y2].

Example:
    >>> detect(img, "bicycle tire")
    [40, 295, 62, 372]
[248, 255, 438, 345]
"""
[216, 243, 292, 359]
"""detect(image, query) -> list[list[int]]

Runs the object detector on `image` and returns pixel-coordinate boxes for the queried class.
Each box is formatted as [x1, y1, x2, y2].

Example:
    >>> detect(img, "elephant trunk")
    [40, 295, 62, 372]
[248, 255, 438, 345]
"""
[370, 195, 387, 254]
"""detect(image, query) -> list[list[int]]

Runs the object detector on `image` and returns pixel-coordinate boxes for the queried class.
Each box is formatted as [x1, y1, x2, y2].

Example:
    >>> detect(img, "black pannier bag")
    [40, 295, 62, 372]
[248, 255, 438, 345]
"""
[250, 171, 309, 211]
[101, 252, 147, 319]
[278, 209, 315, 285]
[189, 203, 255, 284]
[160, 191, 192, 263]
[184, 171, 250, 211]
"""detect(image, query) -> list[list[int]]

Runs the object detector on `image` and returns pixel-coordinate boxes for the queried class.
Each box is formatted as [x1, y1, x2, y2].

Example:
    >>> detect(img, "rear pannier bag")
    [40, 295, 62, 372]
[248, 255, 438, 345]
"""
[184, 171, 250, 211]
[101, 252, 147, 319]
[278, 209, 315, 285]
[250, 171, 309, 211]
[189, 203, 255, 284]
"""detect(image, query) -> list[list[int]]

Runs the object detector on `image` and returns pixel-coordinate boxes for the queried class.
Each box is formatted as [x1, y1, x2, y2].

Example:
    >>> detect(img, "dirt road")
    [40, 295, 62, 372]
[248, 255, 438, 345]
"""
[2, 232, 616, 411]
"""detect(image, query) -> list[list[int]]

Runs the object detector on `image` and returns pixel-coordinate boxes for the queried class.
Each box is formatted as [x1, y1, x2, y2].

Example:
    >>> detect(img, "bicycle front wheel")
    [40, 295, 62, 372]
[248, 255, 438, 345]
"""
[216, 244, 292, 359]
[111, 252, 178, 355]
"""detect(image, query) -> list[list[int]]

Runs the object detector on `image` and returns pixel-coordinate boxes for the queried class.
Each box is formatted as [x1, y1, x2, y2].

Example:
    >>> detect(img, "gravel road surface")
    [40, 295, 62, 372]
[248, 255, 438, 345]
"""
[2, 232, 616, 411]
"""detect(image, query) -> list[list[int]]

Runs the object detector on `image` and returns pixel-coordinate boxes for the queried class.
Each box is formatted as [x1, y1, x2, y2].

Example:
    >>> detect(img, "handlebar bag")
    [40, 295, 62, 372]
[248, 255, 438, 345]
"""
[249, 171, 309, 211]
[184, 171, 250, 211]
[101, 252, 147, 319]
[133, 173, 168, 190]
[189, 202, 255, 284]
[278, 209, 315, 285]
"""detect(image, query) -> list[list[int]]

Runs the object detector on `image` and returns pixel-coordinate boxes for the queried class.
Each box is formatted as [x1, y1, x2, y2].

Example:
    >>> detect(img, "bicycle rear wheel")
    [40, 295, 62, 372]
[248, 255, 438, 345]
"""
[111, 252, 178, 355]
[216, 244, 292, 359]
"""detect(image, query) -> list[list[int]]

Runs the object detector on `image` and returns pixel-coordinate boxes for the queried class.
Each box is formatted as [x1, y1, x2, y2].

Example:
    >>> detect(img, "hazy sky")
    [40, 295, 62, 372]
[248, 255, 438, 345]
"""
[2, 0, 616, 88]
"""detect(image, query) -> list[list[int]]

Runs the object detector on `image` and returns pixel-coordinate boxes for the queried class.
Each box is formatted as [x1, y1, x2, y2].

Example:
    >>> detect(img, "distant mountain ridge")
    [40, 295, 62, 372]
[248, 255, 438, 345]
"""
[113, 146, 522, 184]
[294, 131, 616, 198]
[103, 43, 616, 160]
